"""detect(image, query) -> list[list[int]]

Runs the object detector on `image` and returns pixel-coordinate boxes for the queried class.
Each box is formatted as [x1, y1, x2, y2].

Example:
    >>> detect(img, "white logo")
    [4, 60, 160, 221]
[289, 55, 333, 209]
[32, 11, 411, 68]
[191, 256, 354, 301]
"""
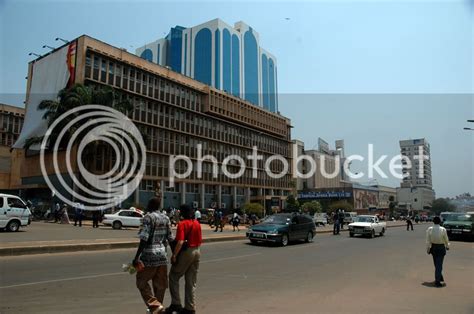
[40, 105, 146, 210]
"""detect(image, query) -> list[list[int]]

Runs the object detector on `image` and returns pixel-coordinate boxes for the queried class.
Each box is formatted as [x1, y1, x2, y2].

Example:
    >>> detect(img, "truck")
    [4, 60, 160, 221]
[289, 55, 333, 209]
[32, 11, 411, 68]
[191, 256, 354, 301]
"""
[348, 215, 387, 238]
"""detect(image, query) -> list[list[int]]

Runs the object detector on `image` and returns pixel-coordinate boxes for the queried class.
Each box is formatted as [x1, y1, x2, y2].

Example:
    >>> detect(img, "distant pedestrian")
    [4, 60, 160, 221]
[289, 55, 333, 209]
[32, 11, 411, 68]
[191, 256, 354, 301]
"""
[426, 216, 450, 287]
[339, 209, 345, 230]
[333, 211, 340, 235]
[232, 212, 240, 232]
[250, 213, 257, 226]
[133, 184, 172, 313]
[194, 209, 201, 223]
[54, 203, 61, 223]
[74, 203, 83, 227]
[213, 209, 223, 232]
[406, 216, 414, 231]
[92, 208, 100, 228]
[167, 204, 202, 314]
[60, 205, 70, 224]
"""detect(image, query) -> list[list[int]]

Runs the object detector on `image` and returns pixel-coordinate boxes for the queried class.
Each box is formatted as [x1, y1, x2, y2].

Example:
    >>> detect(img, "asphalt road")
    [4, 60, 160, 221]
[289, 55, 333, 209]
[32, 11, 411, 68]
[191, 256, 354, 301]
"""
[1, 226, 473, 313]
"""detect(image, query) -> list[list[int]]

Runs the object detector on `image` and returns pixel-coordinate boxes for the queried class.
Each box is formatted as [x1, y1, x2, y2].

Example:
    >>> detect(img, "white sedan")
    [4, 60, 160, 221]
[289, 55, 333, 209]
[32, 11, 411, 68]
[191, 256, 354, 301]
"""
[103, 209, 144, 229]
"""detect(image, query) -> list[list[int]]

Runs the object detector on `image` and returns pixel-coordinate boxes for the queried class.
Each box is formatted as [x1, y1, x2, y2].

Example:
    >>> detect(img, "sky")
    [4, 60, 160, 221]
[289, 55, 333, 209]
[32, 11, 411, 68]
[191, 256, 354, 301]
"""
[0, 0, 473, 197]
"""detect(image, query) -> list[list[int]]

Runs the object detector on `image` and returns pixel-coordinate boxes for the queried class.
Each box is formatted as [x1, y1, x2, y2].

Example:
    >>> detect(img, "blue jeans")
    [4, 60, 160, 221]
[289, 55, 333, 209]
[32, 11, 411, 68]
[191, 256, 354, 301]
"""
[333, 221, 340, 234]
[431, 244, 446, 283]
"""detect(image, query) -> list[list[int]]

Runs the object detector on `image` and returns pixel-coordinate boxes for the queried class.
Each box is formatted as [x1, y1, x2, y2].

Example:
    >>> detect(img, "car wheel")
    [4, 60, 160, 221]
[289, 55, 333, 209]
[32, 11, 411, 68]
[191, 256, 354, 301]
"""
[370, 230, 375, 238]
[281, 234, 289, 246]
[380, 228, 385, 236]
[349, 232, 354, 237]
[7, 220, 20, 232]
[305, 231, 313, 243]
[112, 221, 122, 230]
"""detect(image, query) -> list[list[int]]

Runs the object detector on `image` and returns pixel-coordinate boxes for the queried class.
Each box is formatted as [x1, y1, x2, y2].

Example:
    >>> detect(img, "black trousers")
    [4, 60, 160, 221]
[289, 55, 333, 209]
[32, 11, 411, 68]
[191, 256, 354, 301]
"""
[406, 220, 413, 230]
[431, 244, 446, 283]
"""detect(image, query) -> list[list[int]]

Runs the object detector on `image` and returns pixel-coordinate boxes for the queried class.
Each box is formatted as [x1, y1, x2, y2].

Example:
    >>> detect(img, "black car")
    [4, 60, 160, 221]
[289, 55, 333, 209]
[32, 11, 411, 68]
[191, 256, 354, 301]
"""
[246, 213, 316, 246]
[443, 212, 473, 240]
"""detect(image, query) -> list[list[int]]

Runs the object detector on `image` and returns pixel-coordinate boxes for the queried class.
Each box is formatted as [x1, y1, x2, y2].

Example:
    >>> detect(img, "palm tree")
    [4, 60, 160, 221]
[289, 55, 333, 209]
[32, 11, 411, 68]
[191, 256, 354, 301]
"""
[23, 83, 132, 151]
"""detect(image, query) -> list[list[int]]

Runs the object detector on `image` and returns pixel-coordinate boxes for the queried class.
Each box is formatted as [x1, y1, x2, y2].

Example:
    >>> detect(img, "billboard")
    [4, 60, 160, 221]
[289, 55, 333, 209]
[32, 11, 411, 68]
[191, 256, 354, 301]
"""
[13, 42, 77, 149]
[318, 137, 330, 154]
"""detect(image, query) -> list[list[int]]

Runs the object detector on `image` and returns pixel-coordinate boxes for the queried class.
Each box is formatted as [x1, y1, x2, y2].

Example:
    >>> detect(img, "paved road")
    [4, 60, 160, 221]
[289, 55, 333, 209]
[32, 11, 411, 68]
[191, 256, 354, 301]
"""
[1, 220, 408, 244]
[1, 226, 472, 313]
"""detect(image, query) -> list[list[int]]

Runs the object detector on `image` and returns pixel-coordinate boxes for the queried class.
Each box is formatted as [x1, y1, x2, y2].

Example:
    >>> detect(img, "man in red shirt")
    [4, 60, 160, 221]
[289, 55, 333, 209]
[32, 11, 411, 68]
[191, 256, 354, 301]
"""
[167, 204, 202, 314]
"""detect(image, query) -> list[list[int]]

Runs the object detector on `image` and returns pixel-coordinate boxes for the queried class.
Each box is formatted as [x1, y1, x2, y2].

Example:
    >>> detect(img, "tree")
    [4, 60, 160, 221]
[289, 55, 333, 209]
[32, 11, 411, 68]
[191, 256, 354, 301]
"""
[285, 194, 300, 212]
[24, 83, 132, 151]
[328, 200, 353, 213]
[431, 198, 456, 215]
[302, 201, 322, 215]
[242, 202, 264, 218]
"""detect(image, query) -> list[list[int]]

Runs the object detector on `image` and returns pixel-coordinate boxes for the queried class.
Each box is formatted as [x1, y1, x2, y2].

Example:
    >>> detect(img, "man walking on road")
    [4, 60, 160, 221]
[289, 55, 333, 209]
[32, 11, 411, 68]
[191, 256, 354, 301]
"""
[426, 216, 450, 287]
[406, 216, 414, 231]
[133, 185, 173, 313]
[167, 204, 202, 314]
[333, 210, 340, 235]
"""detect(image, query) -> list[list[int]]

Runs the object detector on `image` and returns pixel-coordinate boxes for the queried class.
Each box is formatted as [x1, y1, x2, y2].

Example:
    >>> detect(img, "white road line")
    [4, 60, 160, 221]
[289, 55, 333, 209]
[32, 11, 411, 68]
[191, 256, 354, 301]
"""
[0, 272, 126, 289]
[0, 253, 261, 289]
[200, 252, 261, 263]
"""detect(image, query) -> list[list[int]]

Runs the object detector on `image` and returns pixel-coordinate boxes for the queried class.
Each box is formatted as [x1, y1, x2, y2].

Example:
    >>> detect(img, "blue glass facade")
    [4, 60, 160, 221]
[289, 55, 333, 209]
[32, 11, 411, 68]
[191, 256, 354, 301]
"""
[269, 58, 276, 112]
[138, 20, 278, 112]
[194, 28, 212, 85]
[222, 29, 231, 93]
[231, 34, 240, 97]
[243, 30, 258, 104]
[261, 54, 269, 109]
[169, 27, 184, 73]
[140, 49, 153, 62]
[214, 29, 220, 89]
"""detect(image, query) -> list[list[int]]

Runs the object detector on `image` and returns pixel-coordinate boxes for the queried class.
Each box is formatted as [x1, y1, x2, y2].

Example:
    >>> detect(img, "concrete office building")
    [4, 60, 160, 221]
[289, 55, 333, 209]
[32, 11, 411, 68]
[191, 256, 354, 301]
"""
[0, 104, 24, 191]
[136, 19, 279, 112]
[14, 35, 292, 211]
[397, 138, 435, 211]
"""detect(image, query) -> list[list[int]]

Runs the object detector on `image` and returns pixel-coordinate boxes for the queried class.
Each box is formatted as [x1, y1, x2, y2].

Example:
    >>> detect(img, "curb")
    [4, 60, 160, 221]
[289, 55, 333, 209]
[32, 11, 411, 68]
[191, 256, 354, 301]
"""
[0, 235, 246, 257]
[0, 223, 410, 257]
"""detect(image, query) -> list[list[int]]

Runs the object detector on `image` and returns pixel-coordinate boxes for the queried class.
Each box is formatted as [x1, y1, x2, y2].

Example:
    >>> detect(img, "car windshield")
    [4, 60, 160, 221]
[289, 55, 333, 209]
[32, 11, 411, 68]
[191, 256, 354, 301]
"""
[446, 214, 472, 222]
[354, 216, 375, 223]
[262, 215, 290, 224]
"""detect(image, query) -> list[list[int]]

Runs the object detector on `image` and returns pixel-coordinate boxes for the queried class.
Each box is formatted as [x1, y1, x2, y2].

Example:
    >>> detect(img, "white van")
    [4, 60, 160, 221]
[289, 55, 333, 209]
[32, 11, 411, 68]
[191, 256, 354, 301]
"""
[0, 193, 32, 232]
[343, 212, 357, 224]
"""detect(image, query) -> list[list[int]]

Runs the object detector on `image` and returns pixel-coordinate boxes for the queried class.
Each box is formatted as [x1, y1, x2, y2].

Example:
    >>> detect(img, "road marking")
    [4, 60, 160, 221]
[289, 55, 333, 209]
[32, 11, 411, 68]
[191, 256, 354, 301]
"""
[1, 253, 261, 289]
[201, 253, 261, 263]
[0, 272, 126, 289]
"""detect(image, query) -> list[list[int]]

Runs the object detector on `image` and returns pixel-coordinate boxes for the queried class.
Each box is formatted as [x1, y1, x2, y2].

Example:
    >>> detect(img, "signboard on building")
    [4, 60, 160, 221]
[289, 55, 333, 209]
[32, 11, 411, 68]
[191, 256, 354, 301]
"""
[298, 191, 352, 200]
[318, 138, 330, 154]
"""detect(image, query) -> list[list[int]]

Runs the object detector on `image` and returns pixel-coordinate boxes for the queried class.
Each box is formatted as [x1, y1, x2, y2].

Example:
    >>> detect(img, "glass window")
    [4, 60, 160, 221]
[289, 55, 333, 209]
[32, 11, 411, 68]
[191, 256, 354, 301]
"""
[93, 56, 99, 80]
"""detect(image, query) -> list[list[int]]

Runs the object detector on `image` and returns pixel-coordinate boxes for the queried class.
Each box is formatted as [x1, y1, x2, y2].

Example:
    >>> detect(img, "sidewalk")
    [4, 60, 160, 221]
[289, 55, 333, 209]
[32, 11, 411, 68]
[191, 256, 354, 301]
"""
[0, 220, 417, 256]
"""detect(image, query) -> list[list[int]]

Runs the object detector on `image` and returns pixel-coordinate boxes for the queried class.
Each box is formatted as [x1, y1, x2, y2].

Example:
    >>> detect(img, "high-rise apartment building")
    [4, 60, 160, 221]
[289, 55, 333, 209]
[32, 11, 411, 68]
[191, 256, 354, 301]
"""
[136, 19, 278, 112]
[399, 138, 432, 188]
[398, 138, 435, 211]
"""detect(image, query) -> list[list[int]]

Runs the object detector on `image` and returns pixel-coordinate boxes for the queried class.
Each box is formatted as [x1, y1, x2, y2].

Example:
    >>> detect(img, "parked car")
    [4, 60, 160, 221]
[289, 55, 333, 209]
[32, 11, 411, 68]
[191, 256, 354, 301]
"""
[348, 215, 386, 238]
[246, 213, 316, 246]
[102, 208, 144, 229]
[343, 212, 357, 225]
[0, 193, 32, 232]
[313, 213, 328, 226]
[442, 212, 473, 240]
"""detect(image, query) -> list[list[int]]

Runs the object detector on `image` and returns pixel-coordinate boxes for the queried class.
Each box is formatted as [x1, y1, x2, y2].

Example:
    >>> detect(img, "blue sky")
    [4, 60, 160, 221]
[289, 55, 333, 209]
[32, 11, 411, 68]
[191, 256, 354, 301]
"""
[0, 0, 473, 197]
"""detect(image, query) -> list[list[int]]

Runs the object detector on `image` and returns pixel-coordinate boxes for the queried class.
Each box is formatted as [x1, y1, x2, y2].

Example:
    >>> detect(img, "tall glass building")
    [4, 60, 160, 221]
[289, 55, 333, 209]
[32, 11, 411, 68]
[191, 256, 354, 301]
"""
[136, 19, 278, 113]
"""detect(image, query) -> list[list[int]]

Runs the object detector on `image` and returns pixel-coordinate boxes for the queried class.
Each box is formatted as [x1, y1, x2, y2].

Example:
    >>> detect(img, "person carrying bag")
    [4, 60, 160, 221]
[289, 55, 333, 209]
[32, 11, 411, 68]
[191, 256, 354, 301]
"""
[166, 205, 202, 314]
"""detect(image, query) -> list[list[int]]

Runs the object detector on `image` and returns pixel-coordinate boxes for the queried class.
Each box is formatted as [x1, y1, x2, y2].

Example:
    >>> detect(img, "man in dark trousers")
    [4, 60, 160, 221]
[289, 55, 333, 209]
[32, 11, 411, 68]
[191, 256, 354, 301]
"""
[74, 203, 83, 227]
[213, 209, 223, 232]
[333, 210, 340, 235]
[406, 216, 414, 231]
[426, 216, 450, 287]
[133, 184, 173, 313]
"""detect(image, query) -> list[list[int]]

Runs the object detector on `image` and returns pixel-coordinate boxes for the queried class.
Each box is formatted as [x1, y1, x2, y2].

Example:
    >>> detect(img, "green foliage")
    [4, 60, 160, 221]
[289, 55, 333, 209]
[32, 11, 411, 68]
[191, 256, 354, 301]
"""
[302, 201, 323, 215]
[242, 203, 264, 218]
[286, 194, 300, 212]
[431, 198, 456, 215]
[328, 200, 353, 212]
